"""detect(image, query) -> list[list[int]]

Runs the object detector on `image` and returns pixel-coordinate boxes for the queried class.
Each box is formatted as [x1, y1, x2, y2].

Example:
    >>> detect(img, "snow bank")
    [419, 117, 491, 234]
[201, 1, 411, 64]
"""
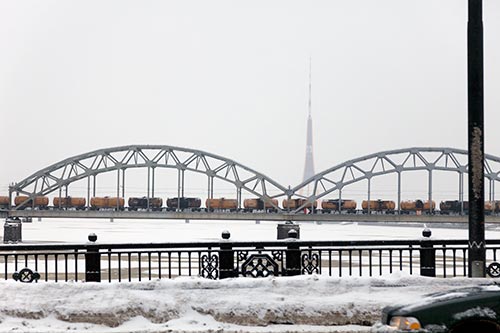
[0, 273, 489, 333]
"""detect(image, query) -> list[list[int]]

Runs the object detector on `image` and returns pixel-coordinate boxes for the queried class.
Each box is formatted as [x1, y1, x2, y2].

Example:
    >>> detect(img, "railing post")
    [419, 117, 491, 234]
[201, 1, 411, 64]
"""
[285, 229, 301, 276]
[419, 228, 436, 277]
[219, 230, 235, 279]
[85, 233, 101, 282]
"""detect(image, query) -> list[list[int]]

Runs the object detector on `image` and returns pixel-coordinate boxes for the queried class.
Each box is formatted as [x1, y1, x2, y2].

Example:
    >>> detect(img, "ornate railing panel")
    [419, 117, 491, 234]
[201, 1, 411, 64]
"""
[2, 236, 500, 282]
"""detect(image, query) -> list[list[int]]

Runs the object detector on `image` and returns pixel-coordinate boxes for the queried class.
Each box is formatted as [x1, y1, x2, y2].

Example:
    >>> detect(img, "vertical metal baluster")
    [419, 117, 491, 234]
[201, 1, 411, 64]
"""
[128, 253, 131, 282]
[369, 250, 373, 277]
[138, 252, 142, 282]
[44, 254, 48, 281]
[64, 254, 68, 282]
[463, 249, 467, 276]
[379, 250, 383, 275]
[14, 254, 18, 272]
[409, 249, 413, 275]
[74, 250, 78, 282]
[4, 255, 7, 280]
[389, 250, 393, 274]
[24, 254, 28, 267]
[188, 252, 192, 276]
[158, 252, 162, 279]
[55, 254, 58, 282]
[399, 249, 403, 271]
[494, 248, 497, 262]
[178, 252, 182, 277]
[168, 252, 172, 278]
[108, 251, 112, 283]
[453, 249, 457, 277]
[198, 251, 201, 276]
[443, 249, 447, 278]
[339, 251, 342, 277]
[148, 252, 152, 280]
[118, 253, 122, 282]
[348, 250, 352, 276]
[329, 251, 332, 276]
[359, 250, 362, 276]
[34, 254, 39, 280]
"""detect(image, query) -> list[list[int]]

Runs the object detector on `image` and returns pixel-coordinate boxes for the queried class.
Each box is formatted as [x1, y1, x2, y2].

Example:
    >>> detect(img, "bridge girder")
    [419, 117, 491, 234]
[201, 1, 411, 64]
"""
[8, 146, 500, 213]
[9, 145, 288, 210]
[291, 147, 500, 212]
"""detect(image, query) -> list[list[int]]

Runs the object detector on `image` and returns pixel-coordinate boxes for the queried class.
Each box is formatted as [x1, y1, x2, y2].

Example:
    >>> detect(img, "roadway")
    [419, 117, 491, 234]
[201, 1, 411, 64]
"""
[2, 209, 500, 223]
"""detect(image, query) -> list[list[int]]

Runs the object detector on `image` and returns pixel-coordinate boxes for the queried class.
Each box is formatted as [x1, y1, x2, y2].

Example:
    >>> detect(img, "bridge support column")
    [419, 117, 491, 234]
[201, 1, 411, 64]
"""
[87, 176, 91, 210]
[147, 167, 151, 210]
[459, 172, 464, 215]
[338, 189, 342, 213]
[428, 170, 433, 214]
[116, 169, 120, 210]
[397, 172, 401, 214]
[367, 178, 371, 214]
[237, 188, 241, 209]
[122, 169, 126, 199]
[151, 167, 155, 199]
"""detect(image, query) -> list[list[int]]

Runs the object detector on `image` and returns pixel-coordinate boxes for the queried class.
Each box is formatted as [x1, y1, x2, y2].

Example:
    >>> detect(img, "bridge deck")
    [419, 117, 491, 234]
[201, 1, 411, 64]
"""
[2, 209, 500, 223]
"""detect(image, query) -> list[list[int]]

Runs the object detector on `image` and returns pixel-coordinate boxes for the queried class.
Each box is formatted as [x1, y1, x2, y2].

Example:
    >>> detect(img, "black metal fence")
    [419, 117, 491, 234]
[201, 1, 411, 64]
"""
[2, 232, 500, 283]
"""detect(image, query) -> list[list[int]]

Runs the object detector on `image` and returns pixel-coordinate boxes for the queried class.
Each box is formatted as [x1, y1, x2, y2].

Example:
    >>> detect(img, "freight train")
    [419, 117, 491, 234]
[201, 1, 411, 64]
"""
[2, 195, 500, 215]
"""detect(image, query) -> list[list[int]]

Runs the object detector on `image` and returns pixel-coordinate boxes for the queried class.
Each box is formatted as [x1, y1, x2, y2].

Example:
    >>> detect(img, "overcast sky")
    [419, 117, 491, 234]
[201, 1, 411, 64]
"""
[1, 1, 499, 200]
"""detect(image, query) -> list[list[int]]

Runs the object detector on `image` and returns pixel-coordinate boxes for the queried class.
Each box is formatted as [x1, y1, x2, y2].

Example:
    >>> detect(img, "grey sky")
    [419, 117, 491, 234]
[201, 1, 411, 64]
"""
[1, 1, 499, 201]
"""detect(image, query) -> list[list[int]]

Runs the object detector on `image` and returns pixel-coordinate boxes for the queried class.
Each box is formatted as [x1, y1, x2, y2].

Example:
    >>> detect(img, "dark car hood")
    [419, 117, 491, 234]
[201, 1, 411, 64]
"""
[384, 285, 500, 328]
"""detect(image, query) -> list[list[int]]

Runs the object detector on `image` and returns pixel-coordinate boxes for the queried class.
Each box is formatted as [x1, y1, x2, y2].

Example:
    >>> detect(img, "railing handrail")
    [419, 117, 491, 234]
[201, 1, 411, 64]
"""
[1, 238, 500, 252]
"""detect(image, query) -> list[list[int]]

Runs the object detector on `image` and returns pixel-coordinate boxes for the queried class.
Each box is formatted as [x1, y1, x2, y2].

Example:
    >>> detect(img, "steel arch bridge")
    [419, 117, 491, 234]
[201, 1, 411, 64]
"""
[9, 145, 288, 210]
[290, 147, 500, 213]
[5, 146, 500, 220]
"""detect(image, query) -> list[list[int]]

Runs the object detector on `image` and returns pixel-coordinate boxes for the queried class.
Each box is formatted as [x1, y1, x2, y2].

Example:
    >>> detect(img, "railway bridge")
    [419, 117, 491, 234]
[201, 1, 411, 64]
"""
[2, 145, 500, 223]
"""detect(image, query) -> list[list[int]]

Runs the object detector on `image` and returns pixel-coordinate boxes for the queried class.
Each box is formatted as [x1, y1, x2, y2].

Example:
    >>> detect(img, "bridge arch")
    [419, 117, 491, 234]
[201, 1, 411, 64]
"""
[9, 145, 288, 210]
[291, 147, 500, 213]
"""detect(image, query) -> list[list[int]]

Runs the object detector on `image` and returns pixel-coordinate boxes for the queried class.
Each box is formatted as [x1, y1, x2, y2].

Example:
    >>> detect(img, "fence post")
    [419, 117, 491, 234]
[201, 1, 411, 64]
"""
[219, 230, 235, 279]
[85, 233, 101, 282]
[285, 229, 301, 276]
[420, 228, 436, 277]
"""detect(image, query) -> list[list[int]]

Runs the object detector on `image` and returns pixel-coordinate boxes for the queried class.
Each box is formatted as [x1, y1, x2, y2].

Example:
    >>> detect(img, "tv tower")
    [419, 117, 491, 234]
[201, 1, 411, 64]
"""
[302, 59, 315, 195]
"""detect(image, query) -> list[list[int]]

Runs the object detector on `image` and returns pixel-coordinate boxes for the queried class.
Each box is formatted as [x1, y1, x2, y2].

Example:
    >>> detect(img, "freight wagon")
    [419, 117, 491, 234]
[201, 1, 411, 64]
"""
[166, 197, 202, 211]
[362, 200, 396, 214]
[53, 197, 86, 210]
[14, 196, 49, 210]
[205, 198, 237, 212]
[243, 198, 279, 212]
[321, 199, 357, 213]
[90, 197, 125, 210]
[128, 197, 163, 211]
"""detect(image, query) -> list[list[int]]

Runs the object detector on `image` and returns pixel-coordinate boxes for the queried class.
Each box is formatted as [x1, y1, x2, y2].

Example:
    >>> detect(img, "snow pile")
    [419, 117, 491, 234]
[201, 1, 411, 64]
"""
[0, 273, 490, 333]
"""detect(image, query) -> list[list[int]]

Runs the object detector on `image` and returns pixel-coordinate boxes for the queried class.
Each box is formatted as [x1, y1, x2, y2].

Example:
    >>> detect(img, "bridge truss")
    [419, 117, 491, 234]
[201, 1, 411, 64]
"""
[7, 146, 500, 216]
[291, 147, 500, 214]
[9, 145, 288, 210]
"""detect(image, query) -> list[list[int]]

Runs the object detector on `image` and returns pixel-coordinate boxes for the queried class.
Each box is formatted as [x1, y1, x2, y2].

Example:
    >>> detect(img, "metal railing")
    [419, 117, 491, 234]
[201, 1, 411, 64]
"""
[2, 232, 500, 283]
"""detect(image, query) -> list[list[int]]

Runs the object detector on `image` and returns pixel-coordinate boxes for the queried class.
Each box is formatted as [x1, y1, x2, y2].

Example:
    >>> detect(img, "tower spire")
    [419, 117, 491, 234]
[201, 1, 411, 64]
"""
[302, 58, 315, 191]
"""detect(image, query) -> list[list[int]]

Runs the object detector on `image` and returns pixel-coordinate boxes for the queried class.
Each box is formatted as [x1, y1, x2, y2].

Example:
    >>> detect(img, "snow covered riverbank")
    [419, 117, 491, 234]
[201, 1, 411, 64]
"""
[0, 273, 492, 333]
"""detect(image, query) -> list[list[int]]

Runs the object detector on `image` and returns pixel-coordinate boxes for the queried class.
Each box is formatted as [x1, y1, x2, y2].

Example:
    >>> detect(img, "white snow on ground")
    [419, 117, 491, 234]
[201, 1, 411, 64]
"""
[1, 219, 499, 332]
[0, 272, 494, 333]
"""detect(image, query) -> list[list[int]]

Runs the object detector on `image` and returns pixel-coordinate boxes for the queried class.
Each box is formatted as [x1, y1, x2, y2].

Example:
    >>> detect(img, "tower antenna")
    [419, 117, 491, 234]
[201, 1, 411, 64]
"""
[302, 58, 315, 195]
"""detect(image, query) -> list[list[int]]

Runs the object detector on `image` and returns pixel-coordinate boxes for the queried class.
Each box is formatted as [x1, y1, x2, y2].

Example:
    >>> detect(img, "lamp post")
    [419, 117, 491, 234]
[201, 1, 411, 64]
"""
[467, 0, 485, 277]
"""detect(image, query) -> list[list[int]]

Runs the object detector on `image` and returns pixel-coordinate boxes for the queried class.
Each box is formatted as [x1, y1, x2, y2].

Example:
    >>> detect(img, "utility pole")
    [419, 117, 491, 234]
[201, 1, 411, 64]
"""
[467, 0, 485, 277]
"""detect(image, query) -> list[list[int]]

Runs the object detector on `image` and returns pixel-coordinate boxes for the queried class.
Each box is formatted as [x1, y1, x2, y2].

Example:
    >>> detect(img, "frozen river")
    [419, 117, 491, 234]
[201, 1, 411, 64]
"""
[19, 218, 500, 244]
